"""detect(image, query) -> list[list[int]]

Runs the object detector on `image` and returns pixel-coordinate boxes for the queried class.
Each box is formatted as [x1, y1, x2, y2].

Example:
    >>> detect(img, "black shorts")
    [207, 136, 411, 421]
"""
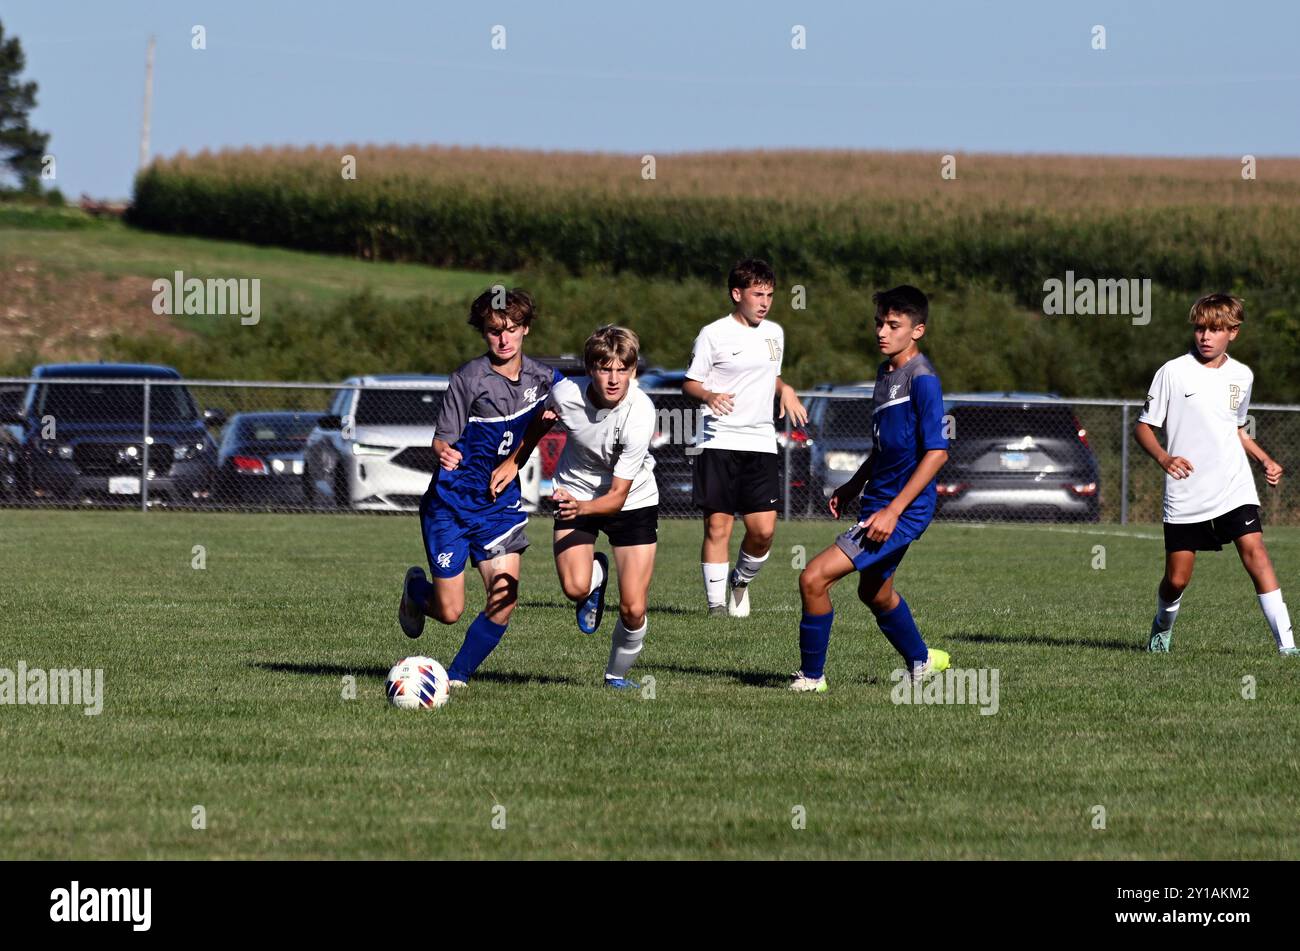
[554, 504, 659, 547]
[1164, 504, 1262, 553]
[692, 448, 780, 515]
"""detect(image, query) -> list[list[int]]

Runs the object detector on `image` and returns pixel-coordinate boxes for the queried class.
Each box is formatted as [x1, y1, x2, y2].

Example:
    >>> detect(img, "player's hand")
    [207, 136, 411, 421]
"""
[859, 507, 898, 544]
[552, 487, 583, 520]
[435, 442, 462, 471]
[1161, 454, 1194, 480]
[1263, 458, 1284, 486]
[706, 391, 735, 416]
[828, 485, 855, 520]
[779, 389, 809, 428]
[489, 460, 518, 499]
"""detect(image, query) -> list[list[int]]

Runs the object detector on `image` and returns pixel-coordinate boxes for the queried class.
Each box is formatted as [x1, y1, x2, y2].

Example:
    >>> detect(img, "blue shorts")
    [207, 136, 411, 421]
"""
[834, 510, 929, 578]
[420, 495, 530, 579]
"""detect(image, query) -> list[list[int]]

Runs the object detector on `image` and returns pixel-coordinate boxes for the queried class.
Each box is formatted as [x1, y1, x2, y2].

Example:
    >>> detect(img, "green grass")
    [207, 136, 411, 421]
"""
[1, 510, 1298, 859]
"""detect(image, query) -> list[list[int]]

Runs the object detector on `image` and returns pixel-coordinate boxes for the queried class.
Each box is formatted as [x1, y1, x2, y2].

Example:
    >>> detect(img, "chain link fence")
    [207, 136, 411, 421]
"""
[4, 375, 1299, 525]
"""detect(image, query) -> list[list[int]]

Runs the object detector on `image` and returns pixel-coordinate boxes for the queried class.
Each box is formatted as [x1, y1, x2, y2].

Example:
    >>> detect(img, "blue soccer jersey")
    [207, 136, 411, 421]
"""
[860, 354, 949, 521]
[428, 355, 561, 517]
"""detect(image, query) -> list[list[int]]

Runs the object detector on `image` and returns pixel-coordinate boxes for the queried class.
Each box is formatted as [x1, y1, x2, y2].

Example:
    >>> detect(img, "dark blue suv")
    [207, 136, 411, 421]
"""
[3, 363, 224, 506]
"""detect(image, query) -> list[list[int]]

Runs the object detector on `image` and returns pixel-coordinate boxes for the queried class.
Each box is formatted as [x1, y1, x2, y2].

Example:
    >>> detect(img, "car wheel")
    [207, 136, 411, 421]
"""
[333, 467, 350, 510]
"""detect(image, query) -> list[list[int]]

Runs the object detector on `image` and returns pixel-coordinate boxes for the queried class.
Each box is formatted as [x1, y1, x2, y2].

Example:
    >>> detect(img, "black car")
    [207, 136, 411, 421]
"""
[3, 363, 225, 506]
[216, 412, 321, 506]
[936, 395, 1101, 522]
[0, 384, 23, 501]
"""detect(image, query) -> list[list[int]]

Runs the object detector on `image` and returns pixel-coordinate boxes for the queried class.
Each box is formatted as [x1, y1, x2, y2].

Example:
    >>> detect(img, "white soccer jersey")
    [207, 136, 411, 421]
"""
[548, 376, 659, 511]
[1137, 350, 1258, 523]
[685, 314, 784, 453]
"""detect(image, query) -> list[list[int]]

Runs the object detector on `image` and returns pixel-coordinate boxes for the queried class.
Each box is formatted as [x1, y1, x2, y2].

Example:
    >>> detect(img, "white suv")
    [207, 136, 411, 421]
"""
[303, 374, 542, 512]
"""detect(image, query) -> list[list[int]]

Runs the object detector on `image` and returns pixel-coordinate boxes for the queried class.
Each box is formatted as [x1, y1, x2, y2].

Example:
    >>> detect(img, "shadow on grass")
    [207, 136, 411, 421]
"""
[946, 630, 1145, 652]
[517, 599, 698, 616]
[649, 663, 796, 688]
[252, 661, 579, 686]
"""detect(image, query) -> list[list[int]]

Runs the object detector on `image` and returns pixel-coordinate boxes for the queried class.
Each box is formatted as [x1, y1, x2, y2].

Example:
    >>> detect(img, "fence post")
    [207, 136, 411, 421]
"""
[1119, 402, 1129, 526]
[783, 411, 792, 521]
[141, 380, 151, 513]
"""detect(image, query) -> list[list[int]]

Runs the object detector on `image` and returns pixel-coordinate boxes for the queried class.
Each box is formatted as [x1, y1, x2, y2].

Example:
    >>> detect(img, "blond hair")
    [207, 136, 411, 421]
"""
[583, 325, 640, 373]
[1189, 293, 1244, 330]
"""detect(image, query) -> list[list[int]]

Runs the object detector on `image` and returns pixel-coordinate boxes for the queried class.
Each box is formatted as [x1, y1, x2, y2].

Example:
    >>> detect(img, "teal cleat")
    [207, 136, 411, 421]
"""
[1280, 647, 1300, 656]
[1147, 619, 1172, 653]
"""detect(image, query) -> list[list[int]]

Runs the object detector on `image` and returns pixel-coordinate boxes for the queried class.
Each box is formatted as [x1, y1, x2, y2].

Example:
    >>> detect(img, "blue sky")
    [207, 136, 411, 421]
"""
[6, 0, 1299, 198]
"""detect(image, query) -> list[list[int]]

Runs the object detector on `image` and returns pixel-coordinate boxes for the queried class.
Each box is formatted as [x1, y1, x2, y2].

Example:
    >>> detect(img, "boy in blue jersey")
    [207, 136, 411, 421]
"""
[397, 287, 562, 687]
[791, 286, 952, 692]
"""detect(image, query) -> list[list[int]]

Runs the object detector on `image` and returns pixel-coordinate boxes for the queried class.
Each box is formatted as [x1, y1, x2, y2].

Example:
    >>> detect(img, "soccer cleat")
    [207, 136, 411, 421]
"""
[398, 566, 427, 639]
[1147, 619, 1172, 653]
[448, 678, 468, 689]
[789, 670, 828, 693]
[577, 552, 610, 635]
[727, 572, 751, 618]
[708, 605, 728, 618]
[1280, 647, 1300, 656]
[908, 648, 951, 684]
[603, 676, 640, 690]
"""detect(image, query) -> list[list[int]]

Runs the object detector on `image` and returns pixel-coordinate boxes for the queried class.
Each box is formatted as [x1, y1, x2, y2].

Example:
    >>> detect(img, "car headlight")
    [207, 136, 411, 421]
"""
[825, 451, 867, 471]
[352, 443, 394, 456]
[38, 441, 73, 459]
[174, 441, 207, 460]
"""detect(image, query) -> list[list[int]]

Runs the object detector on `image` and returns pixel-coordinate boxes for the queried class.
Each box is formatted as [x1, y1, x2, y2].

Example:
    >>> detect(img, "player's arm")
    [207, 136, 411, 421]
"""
[775, 376, 809, 427]
[1239, 428, 1283, 486]
[829, 453, 873, 519]
[682, 378, 734, 416]
[432, 373, 473, 471]
[489, 408, 558, 499]
[860, 448, 948, 542]
[553, 478, 631, 519]
[1134, 421, 1193, 480]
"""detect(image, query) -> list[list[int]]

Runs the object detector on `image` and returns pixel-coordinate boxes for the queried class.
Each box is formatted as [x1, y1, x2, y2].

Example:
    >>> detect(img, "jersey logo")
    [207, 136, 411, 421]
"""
[436, 552, 453, 569]
[524, 386, 539, 403]
[1144, 394, 1153, 412]
[890, 384, 901, 399]
[1184, 392, 1195, 398]
[1229, 384, 1242, 410]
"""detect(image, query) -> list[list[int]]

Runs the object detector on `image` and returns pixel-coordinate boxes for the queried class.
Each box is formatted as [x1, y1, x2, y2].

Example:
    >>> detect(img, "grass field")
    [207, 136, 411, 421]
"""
[2, 509, 1298, 859]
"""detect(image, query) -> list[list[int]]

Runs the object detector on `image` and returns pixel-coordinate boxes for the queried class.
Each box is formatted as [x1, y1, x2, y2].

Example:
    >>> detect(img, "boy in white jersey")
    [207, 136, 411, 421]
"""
[1135, 293, 1294, 655]
[492, 327, 659, 687]
[683, 259, 808, 617]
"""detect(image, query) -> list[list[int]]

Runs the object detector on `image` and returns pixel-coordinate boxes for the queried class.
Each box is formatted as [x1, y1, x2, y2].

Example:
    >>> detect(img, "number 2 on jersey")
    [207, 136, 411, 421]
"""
[497, 430, 515, 456]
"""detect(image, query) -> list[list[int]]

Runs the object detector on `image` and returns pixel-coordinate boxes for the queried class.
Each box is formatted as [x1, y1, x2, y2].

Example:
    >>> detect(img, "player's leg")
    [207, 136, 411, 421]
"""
[554, 524, 610, 634]
[791, 543, 856, 691]
[695, 448, 737, 615]
[400, 499, 470, 637]
[605, 540, 656, 687]
[1150, 549, 1196, 653]
[857, 567, 948, 681]
[444, 514, 529, 684]
[727, 452, 781, 617]
[1233, 530, 1296, 653]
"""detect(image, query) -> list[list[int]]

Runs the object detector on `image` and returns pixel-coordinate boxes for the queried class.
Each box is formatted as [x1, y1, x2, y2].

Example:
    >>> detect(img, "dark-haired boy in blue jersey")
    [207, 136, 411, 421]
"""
[397, 287, 562, 686]
[791, 286, 952, 692]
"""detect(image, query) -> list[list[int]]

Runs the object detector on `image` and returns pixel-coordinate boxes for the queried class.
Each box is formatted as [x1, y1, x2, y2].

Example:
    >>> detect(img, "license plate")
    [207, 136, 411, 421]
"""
[109, 476, 141, 495]
[999, 452, 1030, 470]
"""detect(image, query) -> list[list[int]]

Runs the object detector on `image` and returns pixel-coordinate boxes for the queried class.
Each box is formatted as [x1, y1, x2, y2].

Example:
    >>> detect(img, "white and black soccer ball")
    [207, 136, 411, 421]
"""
[385, 656, 450, 709]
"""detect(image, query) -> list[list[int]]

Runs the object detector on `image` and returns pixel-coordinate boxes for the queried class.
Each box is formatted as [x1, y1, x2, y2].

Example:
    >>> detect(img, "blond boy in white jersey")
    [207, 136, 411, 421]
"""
[1135, 293, 1294, 655]
[683, 259, 808, 617]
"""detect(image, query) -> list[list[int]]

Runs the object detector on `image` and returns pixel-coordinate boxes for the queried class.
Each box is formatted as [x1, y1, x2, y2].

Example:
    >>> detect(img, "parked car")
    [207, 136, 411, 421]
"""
[935, 394, 1100, 522]
[0, 384, 23, 500]
[1, 363, 223, 506]
[803, 383, 875, 511]
[303, 375, 449, 511]
[216, 411, 321, 506]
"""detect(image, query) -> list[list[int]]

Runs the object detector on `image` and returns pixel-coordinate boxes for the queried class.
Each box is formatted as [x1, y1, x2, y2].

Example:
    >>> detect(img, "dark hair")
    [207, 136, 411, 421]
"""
[468, 286, 535, 332]
[728, 258, 776, 296]
[873, 285, 929, 325]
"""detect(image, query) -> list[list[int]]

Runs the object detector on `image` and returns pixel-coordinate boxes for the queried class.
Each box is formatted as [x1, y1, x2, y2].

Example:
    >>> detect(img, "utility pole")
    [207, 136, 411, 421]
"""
[139, 35, 156, 170]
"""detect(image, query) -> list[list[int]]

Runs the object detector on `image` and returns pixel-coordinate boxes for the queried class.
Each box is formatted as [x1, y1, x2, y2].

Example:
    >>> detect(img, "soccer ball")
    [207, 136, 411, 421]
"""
[385, 656, 450, 709]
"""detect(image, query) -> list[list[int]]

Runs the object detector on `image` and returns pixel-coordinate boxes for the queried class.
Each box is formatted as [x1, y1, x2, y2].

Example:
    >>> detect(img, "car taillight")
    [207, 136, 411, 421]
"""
[936, 482, 967, 497]
[233, 455, 267, 475]
[789, 429, 809, 443]
[1072, 414, 1090, 449]
[1065, 482, 1097, 497]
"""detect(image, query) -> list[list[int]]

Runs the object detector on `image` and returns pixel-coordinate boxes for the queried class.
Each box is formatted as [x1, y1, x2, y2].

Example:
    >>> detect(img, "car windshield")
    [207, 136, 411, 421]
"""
[354, 387, 444, 426]
[238, 417, 318, 442]
[37, 381, 199, 424]
[819, 396, 872, 438]
[947, 404, 1077, 441]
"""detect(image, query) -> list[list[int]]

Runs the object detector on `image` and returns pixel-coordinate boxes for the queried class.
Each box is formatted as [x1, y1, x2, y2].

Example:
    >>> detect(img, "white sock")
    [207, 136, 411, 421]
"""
[1154, 591, 1181, 632]
[702, 562, 728, 608]
[732, 548, 769, 586]
[606, 617, 647, 679]
[1259, 589, 1295, 650]
[588, 556, 605, 595]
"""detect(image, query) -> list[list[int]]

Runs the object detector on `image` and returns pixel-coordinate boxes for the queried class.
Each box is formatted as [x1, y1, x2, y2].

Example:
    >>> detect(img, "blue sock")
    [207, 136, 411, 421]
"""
[408, 573, 434, 615]
[447, 613, 508, 682]
[875, 596, 927, 668]
[798, 609, 834, 679]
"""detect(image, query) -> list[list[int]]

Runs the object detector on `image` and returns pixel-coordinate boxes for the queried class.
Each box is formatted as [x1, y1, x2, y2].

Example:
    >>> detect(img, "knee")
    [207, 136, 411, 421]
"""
[431, 604, 463, 625]
[747, 529, 775, 552]
[799, 568, 825, 600]
[561, 577, 589, 603]
[619, 598, 646, 626]
[864, 589, 895, 615]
